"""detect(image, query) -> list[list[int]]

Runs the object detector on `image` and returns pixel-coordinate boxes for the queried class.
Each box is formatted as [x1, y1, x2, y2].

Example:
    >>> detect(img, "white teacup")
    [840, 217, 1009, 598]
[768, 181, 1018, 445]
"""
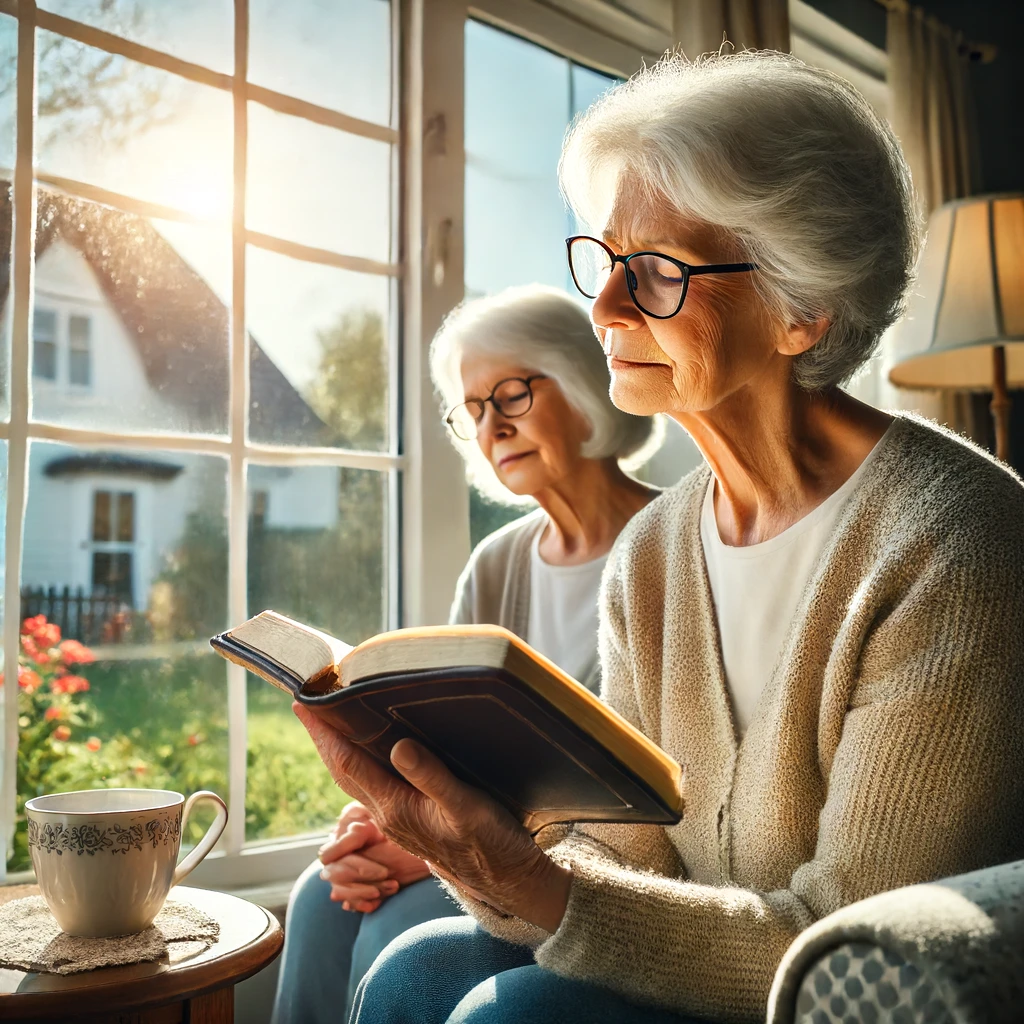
[25, 788, 227, 937]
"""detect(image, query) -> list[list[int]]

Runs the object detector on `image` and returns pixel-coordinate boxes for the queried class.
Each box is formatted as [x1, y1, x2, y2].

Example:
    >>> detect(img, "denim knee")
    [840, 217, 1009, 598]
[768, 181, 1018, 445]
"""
[351, 917, 534, 1024]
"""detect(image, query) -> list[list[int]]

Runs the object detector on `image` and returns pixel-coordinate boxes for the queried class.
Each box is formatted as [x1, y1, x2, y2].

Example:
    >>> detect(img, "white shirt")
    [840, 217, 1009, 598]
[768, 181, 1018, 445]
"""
[700, 426, 892, 736]
[526, 531, 608, 686]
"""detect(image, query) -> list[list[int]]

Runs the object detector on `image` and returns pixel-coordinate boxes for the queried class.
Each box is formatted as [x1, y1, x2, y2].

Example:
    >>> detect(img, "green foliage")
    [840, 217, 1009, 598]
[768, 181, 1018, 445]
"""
[247, 467, 385, 643]
[152, 509, 229, 641]
[470, 486, 533, 550]
[305, 309, 388, 450]
[245, 681, 348, 840]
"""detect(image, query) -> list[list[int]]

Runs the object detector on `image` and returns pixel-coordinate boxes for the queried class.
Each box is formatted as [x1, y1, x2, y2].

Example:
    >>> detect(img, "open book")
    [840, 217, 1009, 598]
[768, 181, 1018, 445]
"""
[210, 611, 683, 832]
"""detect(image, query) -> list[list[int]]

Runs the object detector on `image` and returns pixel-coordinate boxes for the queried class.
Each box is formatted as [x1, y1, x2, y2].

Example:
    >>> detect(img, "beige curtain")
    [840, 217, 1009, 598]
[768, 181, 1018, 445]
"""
[882, 1, 983, 436]
[671, 0, 790, 57]
[887, 2, 979, 216]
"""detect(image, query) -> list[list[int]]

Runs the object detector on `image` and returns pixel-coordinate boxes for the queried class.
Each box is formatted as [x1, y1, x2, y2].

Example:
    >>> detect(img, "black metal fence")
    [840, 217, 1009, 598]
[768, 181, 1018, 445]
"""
[20, 586, 141, 646]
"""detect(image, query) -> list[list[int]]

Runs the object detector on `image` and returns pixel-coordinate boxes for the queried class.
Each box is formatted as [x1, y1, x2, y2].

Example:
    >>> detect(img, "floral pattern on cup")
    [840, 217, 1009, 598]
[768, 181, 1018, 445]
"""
[27, 813, 181, 856]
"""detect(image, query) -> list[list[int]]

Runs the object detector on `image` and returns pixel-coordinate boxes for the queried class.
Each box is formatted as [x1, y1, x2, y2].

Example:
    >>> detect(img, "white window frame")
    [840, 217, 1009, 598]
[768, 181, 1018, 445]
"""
[0, 0, 412, 888]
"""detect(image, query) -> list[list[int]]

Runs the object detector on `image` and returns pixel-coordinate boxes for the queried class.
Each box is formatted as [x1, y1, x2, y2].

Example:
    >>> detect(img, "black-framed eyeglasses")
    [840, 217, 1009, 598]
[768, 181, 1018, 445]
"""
[566, 235, 758, 319]
[445, 375, 547, 441]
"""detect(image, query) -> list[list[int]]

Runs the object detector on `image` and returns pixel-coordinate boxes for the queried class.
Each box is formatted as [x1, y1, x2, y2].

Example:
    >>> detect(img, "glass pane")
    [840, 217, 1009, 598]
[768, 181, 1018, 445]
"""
[39, 0, 234, 74]
[247, 103, 392, 262]
[246, 245, 391, 449]
[464, 21, 620, 298]
[116, 492, 135, 542]
[37, 32, 233, 218]
[31, 189, 231, 435]
[249, 0, 392, 126]
[10, 441, 229, 872]
[0, 14, 14, 419]
[92, 490, 111, 541]
[246, 465, 386, 840]
[465, 21, 570, 298]
[69, 313, 90, 349]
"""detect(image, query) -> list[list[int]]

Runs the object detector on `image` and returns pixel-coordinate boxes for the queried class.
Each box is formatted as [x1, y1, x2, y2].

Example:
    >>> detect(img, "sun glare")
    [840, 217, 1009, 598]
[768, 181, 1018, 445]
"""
[170, 176, 233, 221]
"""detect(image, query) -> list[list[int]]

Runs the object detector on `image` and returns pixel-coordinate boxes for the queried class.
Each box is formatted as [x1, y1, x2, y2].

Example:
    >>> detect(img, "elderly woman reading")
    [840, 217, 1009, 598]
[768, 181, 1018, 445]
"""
[271, 285, 659, 1023]
[297, 52, 1024, 1024]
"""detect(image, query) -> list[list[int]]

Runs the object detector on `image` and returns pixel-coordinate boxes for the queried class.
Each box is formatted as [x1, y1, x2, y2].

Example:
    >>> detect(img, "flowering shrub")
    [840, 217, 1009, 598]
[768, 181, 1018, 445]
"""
[5, 615, 148, 870]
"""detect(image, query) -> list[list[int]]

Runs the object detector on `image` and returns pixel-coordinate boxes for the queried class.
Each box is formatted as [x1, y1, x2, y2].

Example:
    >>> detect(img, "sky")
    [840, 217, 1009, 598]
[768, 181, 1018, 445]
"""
[0, 2, 615, 405]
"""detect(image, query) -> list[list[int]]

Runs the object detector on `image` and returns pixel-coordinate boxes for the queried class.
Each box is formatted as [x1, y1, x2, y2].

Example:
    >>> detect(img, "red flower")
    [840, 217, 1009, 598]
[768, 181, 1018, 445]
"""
[133, 765, 147, 776]
[59, 639, 96, 665]
[187, 734, 201, 746]
[21, 615, 47, 636]
[33, 623, 61, 648]
[44, 706, 62, 721]
[17, 667, 42, 693]
[34, 650, 51, 666]
[60, 675, 91, 695]
[53, 725, 71, 741]
[86, 737, 102, 752]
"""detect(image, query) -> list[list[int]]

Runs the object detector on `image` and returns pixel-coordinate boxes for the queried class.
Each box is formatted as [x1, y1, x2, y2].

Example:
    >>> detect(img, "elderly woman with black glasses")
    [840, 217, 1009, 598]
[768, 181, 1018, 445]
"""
[271, 283, 660, 1024]
[299, 52, 1024, 1024]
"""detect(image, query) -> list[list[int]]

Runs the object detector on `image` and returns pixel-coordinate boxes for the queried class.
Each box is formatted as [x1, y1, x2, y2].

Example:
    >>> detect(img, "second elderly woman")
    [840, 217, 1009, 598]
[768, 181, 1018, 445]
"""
[298, 51, 1024, 1024]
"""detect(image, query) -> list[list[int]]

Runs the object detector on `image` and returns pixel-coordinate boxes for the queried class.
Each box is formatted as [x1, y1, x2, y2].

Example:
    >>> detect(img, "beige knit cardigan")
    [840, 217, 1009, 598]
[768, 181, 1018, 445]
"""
[449, 415, 1024, 1022]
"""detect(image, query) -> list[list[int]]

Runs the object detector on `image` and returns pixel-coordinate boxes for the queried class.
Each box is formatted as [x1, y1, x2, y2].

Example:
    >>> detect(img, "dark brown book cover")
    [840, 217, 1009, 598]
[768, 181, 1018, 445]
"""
[211, 617, 683, 833]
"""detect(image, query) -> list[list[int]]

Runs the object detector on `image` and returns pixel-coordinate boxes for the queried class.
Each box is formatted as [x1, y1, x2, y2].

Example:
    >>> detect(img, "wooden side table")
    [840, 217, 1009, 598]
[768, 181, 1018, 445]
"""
[0, 884, 283, 1022]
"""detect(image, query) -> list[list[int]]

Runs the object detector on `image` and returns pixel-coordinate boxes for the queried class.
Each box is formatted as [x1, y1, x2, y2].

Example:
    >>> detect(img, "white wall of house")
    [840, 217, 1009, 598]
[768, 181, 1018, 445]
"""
[21, 444, 202, 607]
[31, 240, 189, 433]
[247, 464, 339, 530]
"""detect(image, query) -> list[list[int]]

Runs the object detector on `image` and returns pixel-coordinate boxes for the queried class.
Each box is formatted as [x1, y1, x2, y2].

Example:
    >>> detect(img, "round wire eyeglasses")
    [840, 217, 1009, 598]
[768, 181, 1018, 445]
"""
[445, 375, 547, 441]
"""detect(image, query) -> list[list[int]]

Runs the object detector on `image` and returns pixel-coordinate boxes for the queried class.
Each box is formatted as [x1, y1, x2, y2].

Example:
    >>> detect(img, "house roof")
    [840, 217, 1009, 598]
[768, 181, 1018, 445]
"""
[0, 184, 333, 443]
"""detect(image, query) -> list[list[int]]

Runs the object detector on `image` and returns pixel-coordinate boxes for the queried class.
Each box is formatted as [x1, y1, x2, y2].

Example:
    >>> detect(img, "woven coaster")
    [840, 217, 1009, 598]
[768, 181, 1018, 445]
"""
[0, 895, 220, 975]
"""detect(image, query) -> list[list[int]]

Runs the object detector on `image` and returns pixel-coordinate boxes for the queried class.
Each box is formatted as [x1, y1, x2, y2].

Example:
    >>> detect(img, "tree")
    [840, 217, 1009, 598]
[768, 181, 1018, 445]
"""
[305, 309, 389, 450]
[0, 2, 176, 152]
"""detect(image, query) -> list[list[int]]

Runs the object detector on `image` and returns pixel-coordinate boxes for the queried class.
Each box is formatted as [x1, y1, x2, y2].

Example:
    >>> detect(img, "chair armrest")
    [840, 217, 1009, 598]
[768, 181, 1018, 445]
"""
[767, 860, 1024, 1024]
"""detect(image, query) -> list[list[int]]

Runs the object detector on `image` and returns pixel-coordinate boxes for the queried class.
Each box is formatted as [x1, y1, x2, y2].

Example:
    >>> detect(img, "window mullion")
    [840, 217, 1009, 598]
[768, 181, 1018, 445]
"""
[225, 0, 250, 858]
[401, 0, 471, 629]
[1, 0, 37, 881]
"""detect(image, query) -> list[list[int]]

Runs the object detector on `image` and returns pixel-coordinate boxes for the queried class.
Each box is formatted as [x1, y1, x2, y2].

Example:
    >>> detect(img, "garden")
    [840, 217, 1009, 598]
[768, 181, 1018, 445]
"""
[7, 614, 344, 873]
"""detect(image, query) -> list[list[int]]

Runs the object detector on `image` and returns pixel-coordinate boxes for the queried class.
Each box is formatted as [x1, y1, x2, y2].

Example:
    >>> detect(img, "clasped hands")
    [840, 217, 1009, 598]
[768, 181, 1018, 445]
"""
[295, 703, 571, 933]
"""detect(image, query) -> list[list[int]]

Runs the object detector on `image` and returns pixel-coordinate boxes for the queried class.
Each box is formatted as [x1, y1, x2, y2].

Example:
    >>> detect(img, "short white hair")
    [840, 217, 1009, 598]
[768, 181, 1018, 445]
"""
[430, 284, 661, 504]
[559, 51, 920, 390]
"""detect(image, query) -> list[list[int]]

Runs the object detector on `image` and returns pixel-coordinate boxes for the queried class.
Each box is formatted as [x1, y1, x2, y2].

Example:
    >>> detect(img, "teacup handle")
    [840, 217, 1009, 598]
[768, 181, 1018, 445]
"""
[173, 791, 228, 887]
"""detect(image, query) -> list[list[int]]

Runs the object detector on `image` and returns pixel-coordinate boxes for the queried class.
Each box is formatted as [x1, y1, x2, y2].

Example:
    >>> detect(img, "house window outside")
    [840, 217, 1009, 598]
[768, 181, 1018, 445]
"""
[31, 308, 57, 381]
[68, 315, 91, 387]
[0, 2, 399, 878]
[91, 490, 135, 603]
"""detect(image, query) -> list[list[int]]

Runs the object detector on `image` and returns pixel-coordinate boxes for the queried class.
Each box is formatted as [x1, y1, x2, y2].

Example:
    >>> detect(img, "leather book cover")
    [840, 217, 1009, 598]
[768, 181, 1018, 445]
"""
[300, 665, 681, 832]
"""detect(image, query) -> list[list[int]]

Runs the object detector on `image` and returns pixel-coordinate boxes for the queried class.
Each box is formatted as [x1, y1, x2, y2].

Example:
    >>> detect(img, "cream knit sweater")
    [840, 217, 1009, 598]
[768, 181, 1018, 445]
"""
[450, 415, 1024, 1022]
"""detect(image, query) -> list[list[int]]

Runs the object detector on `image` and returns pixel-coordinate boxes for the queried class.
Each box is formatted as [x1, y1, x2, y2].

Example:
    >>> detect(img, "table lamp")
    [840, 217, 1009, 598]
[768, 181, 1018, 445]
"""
[888, 193, 1024, 462]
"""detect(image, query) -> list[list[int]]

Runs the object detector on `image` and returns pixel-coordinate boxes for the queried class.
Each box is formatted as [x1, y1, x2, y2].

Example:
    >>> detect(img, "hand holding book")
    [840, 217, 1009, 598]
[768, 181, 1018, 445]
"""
[294, 703, 574, 934]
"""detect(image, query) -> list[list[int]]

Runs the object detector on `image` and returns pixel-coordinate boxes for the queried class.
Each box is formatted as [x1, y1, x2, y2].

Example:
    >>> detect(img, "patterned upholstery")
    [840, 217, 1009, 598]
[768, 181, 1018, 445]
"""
[792, 942, 954, 1024]
[769, 860, 1024, 1024]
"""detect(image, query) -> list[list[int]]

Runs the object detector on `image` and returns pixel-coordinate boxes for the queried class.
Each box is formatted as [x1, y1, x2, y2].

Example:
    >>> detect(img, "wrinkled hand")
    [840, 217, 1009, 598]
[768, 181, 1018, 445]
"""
[318, 801, 431, 913]
[295, 704, 571, 932]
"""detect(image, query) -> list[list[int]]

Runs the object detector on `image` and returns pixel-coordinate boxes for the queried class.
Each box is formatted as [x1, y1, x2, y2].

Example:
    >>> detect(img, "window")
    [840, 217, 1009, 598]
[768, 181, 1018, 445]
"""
[68, 315, 91, 387]
[0, 1, 400, 881]
[32, 308, 57, 381]
[464, 21, 619, 546]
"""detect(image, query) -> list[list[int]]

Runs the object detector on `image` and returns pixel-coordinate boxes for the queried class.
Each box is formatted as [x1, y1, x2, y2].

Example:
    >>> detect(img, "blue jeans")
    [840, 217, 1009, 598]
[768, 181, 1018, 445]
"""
[350, 916, 705, 1024]
[271, 860, 463, 1024]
